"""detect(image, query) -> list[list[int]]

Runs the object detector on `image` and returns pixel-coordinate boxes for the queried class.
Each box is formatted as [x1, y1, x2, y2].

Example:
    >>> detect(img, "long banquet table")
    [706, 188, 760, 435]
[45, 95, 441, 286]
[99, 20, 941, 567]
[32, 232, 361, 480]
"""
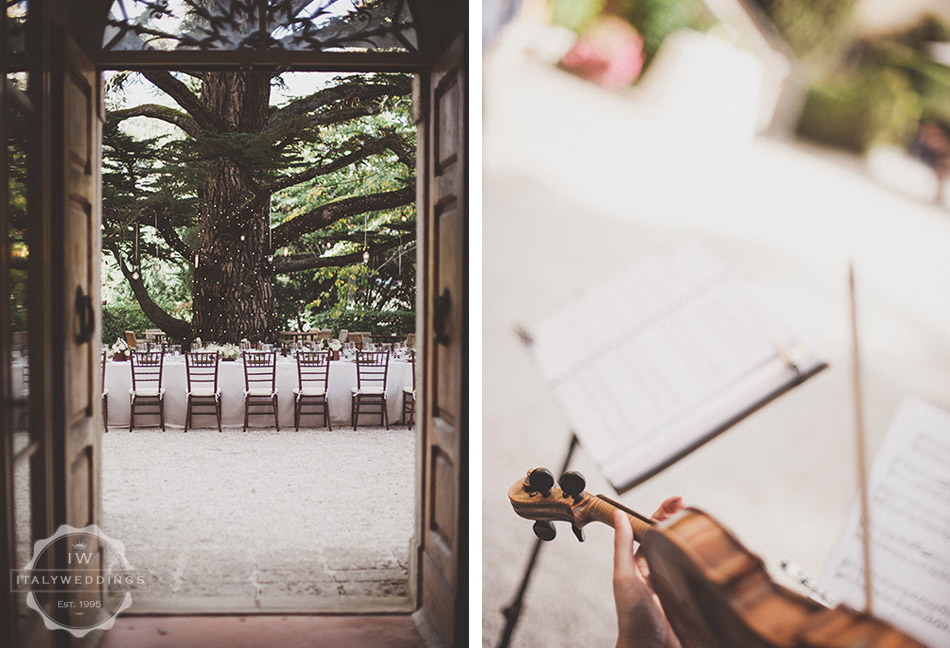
[103, 356, 414, 429]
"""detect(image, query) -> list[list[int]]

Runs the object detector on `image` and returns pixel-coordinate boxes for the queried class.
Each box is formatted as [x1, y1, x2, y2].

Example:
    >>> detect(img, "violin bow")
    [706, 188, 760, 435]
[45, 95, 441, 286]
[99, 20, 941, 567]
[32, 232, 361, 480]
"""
[849, 264, 874, 614]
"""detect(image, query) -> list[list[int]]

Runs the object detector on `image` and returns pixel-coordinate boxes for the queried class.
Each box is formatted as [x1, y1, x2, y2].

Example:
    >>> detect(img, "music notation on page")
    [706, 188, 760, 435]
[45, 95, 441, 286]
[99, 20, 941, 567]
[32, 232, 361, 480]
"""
[820, 397, 950, 647]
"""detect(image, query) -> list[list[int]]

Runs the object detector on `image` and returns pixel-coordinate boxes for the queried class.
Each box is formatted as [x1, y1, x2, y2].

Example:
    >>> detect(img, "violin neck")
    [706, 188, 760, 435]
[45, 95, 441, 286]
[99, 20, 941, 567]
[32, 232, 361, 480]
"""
[583, 493, 654, 539]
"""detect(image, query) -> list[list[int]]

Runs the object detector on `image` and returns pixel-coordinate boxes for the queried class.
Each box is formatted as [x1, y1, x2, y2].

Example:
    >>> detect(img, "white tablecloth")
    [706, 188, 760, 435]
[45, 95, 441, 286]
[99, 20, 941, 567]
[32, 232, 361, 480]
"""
[103, 358, 414, 429]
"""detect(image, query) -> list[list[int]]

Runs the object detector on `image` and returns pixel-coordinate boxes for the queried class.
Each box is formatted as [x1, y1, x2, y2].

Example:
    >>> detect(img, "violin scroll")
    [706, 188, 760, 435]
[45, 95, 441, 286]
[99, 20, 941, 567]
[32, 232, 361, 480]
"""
[508, 469, 654, 542]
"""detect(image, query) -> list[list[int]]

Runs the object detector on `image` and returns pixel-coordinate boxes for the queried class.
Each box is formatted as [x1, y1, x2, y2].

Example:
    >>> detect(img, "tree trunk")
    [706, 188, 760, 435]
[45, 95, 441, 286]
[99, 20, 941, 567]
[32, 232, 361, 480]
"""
[192, 72, 273, 343]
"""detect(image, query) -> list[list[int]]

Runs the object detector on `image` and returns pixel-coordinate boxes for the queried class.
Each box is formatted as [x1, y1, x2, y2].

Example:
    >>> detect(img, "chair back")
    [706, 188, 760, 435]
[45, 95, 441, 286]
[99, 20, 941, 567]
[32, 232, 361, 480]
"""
[296, 351, 331, 392]
[130, 350, 164, 392]
[243, 350, 277, 392]
[185, 351, 220, 393]
[125, 330, 138, 349]
[409, 349, 416, 391]
[405, 333, 416, 348]
[338, 329, 348, 342]
[355, 350, 390, 391]
[350, 332, 372, 350]
[101, 349, 108, 391]
[314, 329, 332, 341]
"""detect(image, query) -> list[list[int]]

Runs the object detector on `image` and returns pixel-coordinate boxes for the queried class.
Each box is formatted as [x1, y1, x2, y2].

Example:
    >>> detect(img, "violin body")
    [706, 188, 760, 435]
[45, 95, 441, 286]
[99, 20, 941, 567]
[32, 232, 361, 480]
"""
[508, 470, 928, 648]
[644, 508, 925, 648]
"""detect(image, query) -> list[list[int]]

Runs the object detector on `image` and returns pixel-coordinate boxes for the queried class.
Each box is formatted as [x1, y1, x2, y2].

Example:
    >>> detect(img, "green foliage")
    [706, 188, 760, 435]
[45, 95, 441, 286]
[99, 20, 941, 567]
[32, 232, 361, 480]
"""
[869, 40, 950, 125]
[613, 0, 714, 66]
[10, 269, 28, 332]
[760, 0, 859, 64]
[309, 309, 415, 337]
[550, 0, 604, 32]
[796, 15, 950, 152]
[797, 66, 921, 152]
[102, 303, 155, 345]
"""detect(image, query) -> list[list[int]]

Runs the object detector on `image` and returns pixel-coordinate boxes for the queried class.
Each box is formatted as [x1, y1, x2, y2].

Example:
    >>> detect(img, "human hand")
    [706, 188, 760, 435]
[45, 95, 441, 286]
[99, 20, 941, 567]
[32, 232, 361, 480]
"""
[613, 496, 684, 648]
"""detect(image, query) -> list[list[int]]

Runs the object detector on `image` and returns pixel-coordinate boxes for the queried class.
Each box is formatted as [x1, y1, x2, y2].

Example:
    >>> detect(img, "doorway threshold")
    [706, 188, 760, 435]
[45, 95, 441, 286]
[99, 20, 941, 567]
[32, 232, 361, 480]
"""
[126, 595, 414, 615]
[99, 613, 427, 648]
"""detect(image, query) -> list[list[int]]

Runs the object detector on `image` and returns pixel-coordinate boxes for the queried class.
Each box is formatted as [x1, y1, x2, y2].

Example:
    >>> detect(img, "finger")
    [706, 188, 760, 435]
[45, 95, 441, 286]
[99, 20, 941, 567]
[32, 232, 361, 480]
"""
[652, 496, 684, 522]
[635, 553, 651, 581]
[613, 509, 639, 583]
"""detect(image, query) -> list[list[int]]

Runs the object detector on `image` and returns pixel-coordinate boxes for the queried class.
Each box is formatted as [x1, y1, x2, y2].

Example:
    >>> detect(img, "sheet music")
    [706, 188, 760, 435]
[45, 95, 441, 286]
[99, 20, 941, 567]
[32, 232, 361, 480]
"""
[529, 243, 825, 490]
[820, 397, 950, 647]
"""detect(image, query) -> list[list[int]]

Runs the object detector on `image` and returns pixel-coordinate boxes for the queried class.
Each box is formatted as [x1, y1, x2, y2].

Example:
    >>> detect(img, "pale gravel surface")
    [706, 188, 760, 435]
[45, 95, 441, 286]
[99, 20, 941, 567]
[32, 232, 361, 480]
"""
[100, 426, 415, 609]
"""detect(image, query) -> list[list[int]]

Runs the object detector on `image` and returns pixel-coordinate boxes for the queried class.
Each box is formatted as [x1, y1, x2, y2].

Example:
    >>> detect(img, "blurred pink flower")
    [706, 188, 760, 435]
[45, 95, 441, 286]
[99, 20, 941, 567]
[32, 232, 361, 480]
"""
[560, 16, 644, 88]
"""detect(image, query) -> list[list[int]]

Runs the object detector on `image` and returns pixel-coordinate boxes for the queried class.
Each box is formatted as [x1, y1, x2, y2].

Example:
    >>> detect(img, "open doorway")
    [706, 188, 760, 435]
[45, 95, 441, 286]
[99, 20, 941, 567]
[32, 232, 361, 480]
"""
[97, 66, 419, 613]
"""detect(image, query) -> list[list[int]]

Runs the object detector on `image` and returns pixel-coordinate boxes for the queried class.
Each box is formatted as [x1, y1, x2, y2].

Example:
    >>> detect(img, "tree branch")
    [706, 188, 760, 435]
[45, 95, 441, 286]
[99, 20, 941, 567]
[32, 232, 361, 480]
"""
[262, 105, 383, 151]
[108, 104, 201, 137]
[105, 241, 192, 338]
[273, 237, 405, 274]
[265, 133, 410, 193]
[103, 203, 195, 261]
[271, 185, 415, 249]
[266, 77, 411, 130]
[141, 70, 224, 133]
[297, 227, 415, 246]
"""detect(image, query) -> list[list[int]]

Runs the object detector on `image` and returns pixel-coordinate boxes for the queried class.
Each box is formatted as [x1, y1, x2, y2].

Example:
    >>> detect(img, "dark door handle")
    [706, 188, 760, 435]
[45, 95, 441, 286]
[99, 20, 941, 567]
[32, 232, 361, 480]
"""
[433, 288, 450, 346]
[75, 286, 95, 344]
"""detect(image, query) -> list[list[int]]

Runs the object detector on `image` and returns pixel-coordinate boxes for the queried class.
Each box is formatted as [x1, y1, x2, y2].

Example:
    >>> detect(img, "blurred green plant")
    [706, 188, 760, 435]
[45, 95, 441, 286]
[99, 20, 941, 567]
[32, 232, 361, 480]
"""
[762, 0, 859, 65]
[797, 66, 921, 152]
[101, 303, 155, 345]
[797, 15, 950, 152]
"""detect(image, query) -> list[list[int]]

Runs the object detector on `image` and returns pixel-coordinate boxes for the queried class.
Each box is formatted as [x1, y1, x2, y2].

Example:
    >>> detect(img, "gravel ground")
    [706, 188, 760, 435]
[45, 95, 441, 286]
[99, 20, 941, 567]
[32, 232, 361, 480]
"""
[100, 426, 415, 612]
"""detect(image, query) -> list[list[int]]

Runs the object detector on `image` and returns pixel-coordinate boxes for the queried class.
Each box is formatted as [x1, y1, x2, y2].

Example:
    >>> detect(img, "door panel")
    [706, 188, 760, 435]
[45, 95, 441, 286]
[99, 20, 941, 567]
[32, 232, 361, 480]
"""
[417, 33, 466, 647]
[55, 32, 101, 529]
[51, 31, 103, 640]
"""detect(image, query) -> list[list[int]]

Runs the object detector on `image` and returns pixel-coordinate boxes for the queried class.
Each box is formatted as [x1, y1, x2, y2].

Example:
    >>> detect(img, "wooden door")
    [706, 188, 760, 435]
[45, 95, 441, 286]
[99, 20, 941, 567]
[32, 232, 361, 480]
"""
[415, 34, 467, 647]
[49, 30, 104, 638]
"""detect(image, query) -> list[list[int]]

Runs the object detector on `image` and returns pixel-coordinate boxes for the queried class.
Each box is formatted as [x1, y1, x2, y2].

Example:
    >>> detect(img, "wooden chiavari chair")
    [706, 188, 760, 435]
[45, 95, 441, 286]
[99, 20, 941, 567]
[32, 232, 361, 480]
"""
[294, 351, 331, 431]
[351, 350, 390, 429]
[242, 350, 279, 431]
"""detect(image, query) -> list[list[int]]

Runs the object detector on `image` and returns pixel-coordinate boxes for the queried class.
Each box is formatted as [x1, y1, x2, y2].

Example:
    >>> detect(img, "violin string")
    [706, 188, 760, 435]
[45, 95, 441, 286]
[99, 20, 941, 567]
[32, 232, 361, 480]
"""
[849, 264, 874, 614]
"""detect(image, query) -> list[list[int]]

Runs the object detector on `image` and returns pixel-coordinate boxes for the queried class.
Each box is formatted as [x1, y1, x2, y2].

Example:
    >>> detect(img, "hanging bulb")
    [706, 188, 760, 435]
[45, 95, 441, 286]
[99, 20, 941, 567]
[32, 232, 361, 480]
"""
[131, 269, 140, 281]
[267, 255, 273, 263]
[240, 234, 245, 241]
[283, 248, 289, 256]
[362, 249, 370, 262]
[194, 254, 199, 267]
[401, 215, 407, 222]
[326, 242, 332, 250]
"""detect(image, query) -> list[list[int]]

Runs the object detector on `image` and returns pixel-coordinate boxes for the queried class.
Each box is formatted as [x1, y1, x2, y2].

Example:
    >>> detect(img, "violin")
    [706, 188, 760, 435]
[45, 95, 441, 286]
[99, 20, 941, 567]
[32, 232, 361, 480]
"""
[509, 467, 929, 648]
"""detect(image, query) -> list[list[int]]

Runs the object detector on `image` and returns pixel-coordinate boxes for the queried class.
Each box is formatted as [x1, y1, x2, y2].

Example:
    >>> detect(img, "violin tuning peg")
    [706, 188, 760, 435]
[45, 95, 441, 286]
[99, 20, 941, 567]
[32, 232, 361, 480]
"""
[571, 524, 585, 542]
[532, 520, 557, 542]
[559, 470, 587, 502]
[526, 467, 555, 498]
